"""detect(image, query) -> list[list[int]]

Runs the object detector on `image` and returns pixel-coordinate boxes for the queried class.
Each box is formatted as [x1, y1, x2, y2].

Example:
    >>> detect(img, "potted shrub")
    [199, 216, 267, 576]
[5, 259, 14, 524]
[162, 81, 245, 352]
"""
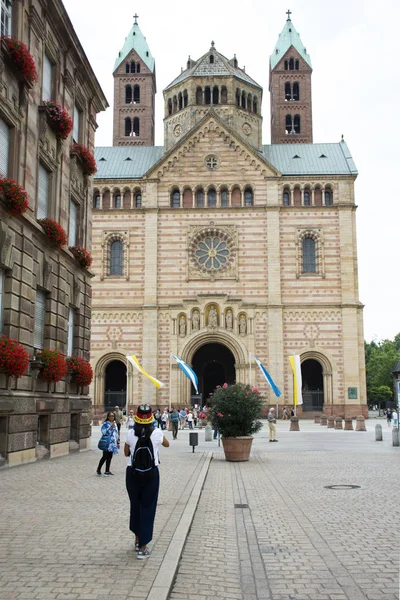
[38, 217, 67, 248]
[68, 245, 92, 269]
[1, 36, 37, 86]
[66, 356, 93, 387]
[41, 101, 73, 140]
[0, 336, 30, 379]
[36, 348, 67, 383]
[208, 382, 264, 461]
[71, 143, 97, 176]
[0, 176, 29, 216]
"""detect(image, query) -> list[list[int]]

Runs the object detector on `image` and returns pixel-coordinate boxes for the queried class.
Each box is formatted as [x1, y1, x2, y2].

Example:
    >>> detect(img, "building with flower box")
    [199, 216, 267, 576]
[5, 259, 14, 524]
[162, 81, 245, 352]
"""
[90, 13, 367, 420]
[0, 0, 108, 466]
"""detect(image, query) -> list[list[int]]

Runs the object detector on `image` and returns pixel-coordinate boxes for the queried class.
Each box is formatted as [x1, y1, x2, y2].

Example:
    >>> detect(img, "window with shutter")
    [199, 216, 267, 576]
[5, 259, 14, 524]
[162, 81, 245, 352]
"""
[37, 165, 49, 219]
[42, 54, 52, 101]
[67, 307, 74, 356]
[0, 0, 12, 37]
[73, 105, 80, 142]
[68, 200, 78, 246]
[0, 117, 10, 177]
[34, 290, 46, 349]
[0, 269, 4, 334]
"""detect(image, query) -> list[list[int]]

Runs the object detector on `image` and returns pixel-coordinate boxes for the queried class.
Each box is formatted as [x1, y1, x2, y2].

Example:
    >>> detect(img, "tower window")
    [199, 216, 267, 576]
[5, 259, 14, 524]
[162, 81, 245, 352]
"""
[168, 98, 172, 115]
[303, 238, 316, 273]
[210, 55, 214, 64]
[125, 63, 129, 73]
[294, 114, 300, 134]
[196, 188, 204, 207]
[304, 189, 311, 206]
[295, 60, 299, 70]
[136, 63, 140, 73]
[196, 87, 203, 104]
[125, 85, 132, 104]
[247, 94, 252, 111]
[173, 95, 178, 113]
[133, 117, 140, 137]
[241, 91, 246, 109]
[284, 60, 288, 70]
[110, 240, 123, 275]
[125, 117, 131, 136]
[221, 86, 227, 104]
[244, 187, 253, 207]
[293, 82, 299, 101]
[183, 90, 188, 107]
[289, 58, 294, 70]
[212, 86, 219, 104]
[205, 87, 211, 105]
[283, 190, 290, 206]
[133, 85, 140, 103]
[170, 189, 180, 208]
[236, 89, 240, 107]
[207, 188, 216, 207]
[178, 92, 183, 110]
[253, 97, 258, 113]
[285, 114, 293, 135]
[130, 61, 136, 73]
[285, 82, 291, 101]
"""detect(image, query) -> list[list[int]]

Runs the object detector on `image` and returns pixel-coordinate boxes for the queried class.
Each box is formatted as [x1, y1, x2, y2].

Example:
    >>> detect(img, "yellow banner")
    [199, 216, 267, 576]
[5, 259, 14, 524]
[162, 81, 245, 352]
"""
[126, 355, 164, 389]
[289, 355, 303, 406]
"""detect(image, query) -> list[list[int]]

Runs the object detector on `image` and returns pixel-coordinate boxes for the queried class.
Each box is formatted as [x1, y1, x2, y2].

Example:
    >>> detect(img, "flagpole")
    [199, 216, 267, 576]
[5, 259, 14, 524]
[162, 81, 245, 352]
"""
[126, 356, 129, 418]
[275, 345, 278, 419]
[249, 351, 252, 385]
[169, 353, 172, 412]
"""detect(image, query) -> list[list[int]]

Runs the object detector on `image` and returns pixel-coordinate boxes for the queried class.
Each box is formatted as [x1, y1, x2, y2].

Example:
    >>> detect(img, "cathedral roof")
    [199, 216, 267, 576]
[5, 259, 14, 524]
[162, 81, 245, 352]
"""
[164, 43, 261, 91]
[270, 14, 312, 70]
[114, 19, 155, 73]
[94, 141, 357, 180]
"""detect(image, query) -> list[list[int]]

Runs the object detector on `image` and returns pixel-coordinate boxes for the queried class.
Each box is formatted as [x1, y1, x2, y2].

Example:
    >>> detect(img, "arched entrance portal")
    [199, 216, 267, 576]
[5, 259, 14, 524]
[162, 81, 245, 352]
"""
[104, 360, 127, 410]
[301, 359, 324, 412]
[192, 343, 235, 402]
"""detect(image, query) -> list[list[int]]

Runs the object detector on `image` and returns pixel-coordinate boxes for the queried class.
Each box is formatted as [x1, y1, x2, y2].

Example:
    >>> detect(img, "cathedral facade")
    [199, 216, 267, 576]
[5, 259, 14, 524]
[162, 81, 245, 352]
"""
[90, 14, 367, 418]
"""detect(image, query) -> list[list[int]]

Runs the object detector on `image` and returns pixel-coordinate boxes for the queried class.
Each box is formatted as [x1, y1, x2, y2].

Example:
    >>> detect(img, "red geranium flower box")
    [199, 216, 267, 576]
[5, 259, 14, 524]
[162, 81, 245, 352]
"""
[0, 336, 30, 379]
[38, 218, 67, 248]
[0, 176, 29, 216]
[42, 101, 73, 140]
[1, 36, 37, 86]
[68, 245, 92, 269]
[36, 348, 68, 383]
[72, 143, 97, 176]
[66, 356, 93, 387]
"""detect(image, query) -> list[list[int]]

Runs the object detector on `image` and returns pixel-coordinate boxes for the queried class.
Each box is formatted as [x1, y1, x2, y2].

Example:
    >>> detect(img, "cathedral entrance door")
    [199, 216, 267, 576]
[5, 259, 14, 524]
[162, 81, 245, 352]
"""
[104, 360, 127, 411]
[191, 343, 235, 403]
[301, 359, 324, 412]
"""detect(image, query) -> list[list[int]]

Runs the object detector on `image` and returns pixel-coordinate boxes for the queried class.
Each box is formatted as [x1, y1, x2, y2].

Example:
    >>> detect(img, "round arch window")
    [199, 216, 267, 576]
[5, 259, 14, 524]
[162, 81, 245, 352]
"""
[189, 228, 235, 274]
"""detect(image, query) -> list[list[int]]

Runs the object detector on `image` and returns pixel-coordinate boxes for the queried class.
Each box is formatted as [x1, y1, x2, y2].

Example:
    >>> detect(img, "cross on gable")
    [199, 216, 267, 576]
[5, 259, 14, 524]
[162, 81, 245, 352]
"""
[286, 9, 292, 20]
[206, 157, 218, 170]
[133, 13, 139, 23]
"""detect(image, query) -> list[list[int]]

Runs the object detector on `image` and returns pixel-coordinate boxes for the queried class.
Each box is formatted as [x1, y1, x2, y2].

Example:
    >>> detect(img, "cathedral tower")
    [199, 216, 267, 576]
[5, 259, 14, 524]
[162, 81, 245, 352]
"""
[269, 11, 313, 144]
[112, 15, 156, 146]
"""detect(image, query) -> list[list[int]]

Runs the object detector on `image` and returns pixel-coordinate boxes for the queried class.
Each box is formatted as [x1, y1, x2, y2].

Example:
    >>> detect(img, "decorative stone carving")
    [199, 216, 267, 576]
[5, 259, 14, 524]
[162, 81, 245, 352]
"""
[192, 310, 200, 331]
[239, 314, 247, 335]
[106, 326, 123, 349]
[179, 315, 187, 337]
[225, 310, 233, 331]
[188, 224, 237, 281]
[208, 306, 218, 328]
[0, 222, 13, 269]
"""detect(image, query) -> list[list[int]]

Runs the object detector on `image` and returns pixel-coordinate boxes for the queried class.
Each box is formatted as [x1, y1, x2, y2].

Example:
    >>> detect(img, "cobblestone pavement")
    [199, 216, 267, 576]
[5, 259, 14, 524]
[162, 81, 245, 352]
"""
[170, 419, 400, 600]
[1, 419, 399, 600]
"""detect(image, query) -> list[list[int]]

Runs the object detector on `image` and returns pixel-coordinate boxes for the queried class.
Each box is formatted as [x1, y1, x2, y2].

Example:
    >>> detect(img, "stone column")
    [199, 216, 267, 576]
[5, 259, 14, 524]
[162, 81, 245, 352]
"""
[311, 188, 315, 206]
[99, 192, 103, 209]
[300, 188, 304, 206]
[290, 188, 294, 206]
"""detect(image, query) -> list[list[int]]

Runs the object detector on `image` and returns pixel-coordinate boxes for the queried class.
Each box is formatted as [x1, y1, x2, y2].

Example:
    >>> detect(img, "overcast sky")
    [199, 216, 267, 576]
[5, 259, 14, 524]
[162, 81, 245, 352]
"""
[62, 0, 399, 344]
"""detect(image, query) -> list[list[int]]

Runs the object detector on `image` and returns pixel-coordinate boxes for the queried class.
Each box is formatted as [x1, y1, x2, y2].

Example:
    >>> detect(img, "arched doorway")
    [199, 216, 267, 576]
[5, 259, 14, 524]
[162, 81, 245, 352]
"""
[301, 359, 324, 411]
[104, 360, 127, 411]
[192, 343, 235, 402]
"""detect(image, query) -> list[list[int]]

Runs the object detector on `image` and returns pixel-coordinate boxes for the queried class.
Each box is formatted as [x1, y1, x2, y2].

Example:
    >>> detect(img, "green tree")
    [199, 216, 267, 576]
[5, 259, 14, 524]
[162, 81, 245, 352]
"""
[365, 334, 400, 403]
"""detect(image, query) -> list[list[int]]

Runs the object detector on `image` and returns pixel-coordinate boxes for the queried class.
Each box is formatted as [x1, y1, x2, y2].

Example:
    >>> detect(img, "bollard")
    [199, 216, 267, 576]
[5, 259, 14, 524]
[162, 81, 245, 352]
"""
[320, 414, 327, 426]
[290, 416, 300, 431]
[334, 417, 343, 430]
[355, 415, 366, 431]
[392, 427, 399, 447]
[205, 423, 212, 442]
[189, 432, 198, 453]
[344, 417, 353, 431]
[327, 416, 335, 429]
[314, 415, 321, 424]
[375, 424, 383, 441]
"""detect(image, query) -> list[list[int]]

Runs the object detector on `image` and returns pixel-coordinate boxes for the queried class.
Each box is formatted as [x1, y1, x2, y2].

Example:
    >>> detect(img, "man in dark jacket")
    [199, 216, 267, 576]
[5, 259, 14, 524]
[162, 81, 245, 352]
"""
[170, 408, 180, 440]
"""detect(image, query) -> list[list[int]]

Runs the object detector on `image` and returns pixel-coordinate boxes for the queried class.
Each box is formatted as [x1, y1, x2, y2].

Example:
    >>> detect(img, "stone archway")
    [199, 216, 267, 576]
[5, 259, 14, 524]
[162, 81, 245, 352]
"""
[300, 351, 333, 413]
[192, 343, 236, 402]
[93, 352, 128, 418]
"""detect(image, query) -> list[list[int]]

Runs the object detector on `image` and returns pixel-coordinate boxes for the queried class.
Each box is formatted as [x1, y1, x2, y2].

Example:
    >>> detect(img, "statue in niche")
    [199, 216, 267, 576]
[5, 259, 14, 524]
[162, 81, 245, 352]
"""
[208, 306, 218, 328]
[239, 315, 247, 335]
[192, 310, 200, 331]
[225, 310, 233, 330]
[179, 315, 186, 337]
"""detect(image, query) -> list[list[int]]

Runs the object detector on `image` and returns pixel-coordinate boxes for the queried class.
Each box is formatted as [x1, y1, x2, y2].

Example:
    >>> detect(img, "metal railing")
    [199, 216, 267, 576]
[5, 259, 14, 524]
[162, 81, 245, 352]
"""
[302, 390, 324, 411]
[104, 391, 126, 410]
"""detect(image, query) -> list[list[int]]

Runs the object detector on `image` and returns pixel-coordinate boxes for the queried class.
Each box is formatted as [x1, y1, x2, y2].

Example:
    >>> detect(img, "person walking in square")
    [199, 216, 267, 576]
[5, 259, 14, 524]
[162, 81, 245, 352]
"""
[124, 405, 169, 559]
[179, 407, 187, 429]
[268, 407, 278, 442]
[97, 412, 119, 475]
[114, 405, 124, 440]
[170, 407, 180, 440]
[386, 408, 392, 426]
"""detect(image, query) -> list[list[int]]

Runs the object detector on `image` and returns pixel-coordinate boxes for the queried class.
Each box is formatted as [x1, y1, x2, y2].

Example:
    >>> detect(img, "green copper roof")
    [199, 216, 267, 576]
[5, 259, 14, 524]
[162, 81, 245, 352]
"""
[270, 16, 312, 70]
[114, 20, 155, 73]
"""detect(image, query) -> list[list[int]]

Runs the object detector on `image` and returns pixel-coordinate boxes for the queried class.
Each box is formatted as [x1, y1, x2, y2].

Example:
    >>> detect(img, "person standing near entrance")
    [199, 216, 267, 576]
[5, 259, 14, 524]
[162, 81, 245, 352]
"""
[267, 408, 278, 442]
[97, 412, 119, 475]
[114, 405, 124, 440]
[124, 404, 169, 559]
[170, 408, 180, 439]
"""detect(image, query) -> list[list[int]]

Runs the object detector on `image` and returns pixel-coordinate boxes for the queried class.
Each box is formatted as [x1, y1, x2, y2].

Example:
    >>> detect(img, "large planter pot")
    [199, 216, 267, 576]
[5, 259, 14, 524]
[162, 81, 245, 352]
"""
[222, 436, 253, 462]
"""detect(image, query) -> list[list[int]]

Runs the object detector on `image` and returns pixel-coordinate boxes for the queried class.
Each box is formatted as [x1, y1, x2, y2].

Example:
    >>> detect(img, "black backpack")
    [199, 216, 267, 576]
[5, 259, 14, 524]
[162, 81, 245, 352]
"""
[132, 434, 155, 480]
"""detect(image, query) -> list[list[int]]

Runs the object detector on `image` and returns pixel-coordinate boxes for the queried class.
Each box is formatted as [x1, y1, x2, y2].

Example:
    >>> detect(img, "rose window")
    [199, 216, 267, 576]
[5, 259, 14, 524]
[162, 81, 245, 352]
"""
[189, 228, 235, 274]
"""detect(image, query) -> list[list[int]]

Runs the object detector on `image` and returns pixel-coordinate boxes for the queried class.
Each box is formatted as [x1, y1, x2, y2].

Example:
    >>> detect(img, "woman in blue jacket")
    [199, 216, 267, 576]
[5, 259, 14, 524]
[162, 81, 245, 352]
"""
[97, 411, 119, 476]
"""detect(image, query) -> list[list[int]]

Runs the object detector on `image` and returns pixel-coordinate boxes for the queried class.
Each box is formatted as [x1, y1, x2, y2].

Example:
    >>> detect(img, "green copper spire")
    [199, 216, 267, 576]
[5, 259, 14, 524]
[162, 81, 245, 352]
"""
[270, 11, 312, 70]
[114, 15, 155, 73]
